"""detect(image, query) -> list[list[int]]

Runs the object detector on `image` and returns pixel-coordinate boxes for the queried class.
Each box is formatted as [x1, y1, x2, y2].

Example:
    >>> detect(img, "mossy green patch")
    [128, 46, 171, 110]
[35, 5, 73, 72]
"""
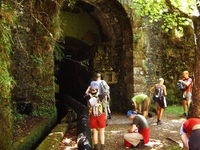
[12, 113, 57, 150]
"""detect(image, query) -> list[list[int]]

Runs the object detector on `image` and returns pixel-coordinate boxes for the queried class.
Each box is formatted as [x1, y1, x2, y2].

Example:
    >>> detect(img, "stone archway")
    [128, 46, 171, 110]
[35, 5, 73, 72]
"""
[57, 0, 134, 112]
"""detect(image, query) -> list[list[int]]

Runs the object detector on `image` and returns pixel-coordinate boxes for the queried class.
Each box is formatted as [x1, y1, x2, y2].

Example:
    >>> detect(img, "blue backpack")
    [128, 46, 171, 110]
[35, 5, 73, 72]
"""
[177, 78, 189, 91]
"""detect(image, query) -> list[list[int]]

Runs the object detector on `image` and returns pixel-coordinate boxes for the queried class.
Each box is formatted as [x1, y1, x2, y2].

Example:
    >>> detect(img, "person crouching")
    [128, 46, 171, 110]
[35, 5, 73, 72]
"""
[124, 110, 150, 148]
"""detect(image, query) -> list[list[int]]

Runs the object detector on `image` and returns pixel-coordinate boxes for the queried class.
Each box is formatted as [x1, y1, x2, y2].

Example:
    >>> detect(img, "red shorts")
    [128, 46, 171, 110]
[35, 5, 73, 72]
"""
[124, 139, 132, 147]
[90, 113, 106, 128]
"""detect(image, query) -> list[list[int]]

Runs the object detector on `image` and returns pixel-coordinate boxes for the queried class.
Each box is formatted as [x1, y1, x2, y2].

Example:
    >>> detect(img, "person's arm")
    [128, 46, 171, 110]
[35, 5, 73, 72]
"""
[149, 85, 155, 94]
[179, 78, 192, 87]
[132, 101, 138, 111]
[180, 124, 189, 150]
[85, 86, 90, 95]
[128, 124, 138, 133]
[163, 85, 167, 96]
[181, 133, 189, 150]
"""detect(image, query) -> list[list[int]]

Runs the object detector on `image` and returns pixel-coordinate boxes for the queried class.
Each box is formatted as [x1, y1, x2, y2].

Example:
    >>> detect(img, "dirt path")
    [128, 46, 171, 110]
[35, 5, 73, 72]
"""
[59, 112, 186, 150]
[105, 113, 186, 150]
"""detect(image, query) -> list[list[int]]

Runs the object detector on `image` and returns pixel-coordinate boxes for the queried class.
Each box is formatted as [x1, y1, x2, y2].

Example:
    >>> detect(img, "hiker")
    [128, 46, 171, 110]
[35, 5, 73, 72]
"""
[180, 118, 200, 150]
[131, 94, 151, 118]
[150, 78, 167, 125]
[84, 81, 106, 150]
[85, 73, 111, 119]
[124, 110, 150, 148]
[178, 70, 192, 117]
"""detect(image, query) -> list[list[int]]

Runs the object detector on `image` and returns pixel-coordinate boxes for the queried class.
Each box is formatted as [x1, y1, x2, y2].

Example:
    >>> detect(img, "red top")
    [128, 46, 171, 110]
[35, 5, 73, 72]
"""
[182, 77, 192, 92]
[183, 118, 200, 136]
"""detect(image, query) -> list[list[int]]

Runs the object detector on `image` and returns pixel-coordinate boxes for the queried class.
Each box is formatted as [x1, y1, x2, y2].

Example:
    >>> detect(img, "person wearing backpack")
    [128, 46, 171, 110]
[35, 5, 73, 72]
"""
[84, 81, 106, 150]
[95, 73, 111, 119]
[150, 78, 167, 125]
[178, 70, 192, 117]
[85, 73, 111, 119]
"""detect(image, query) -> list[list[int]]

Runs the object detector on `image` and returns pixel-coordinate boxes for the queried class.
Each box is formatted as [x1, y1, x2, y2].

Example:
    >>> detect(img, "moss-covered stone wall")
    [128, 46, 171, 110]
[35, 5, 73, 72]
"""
[0, 0, 61, 149]
[0, 1, 16, 149]
[60, 7, 101, 45]
[11, 0, 59, 115]
[0, 0, 196, 148]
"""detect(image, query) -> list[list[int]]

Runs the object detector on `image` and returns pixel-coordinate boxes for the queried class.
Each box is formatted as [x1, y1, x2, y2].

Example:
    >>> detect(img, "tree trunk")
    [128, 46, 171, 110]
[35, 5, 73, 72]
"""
[188, 18, 200, 118]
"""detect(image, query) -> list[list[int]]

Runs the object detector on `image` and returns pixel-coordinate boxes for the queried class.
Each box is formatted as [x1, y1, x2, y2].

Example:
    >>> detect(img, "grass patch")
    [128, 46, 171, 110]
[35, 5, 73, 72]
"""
[164, 105, 183, 115]
[170, 145, 182, 150]
[150, 104, 183, 116]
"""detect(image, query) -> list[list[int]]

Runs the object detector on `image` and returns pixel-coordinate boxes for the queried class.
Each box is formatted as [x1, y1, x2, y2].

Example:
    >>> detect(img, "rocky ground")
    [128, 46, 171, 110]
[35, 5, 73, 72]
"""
[59, 112, 186, 150]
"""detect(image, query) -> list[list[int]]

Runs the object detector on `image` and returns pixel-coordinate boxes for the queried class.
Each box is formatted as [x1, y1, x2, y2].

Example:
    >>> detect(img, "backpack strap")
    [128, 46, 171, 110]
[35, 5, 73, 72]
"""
[91, 102, 103, 116]
[101, 80, 106, 90]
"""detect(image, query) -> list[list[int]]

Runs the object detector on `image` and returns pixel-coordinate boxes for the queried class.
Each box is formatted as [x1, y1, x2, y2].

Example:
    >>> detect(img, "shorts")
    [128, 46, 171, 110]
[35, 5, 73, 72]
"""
[142, 97, 151, 111]
[189, 129, 200, 150]
[90, 113, 106, 128]
[154, 96, 167, 108]
[182, 92, 192, 101]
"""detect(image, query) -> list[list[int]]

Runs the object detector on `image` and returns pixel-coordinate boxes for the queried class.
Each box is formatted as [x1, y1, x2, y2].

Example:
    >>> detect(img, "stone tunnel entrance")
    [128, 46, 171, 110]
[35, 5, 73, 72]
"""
[55, 0, 134, 112]
[55, 37, 94, 105]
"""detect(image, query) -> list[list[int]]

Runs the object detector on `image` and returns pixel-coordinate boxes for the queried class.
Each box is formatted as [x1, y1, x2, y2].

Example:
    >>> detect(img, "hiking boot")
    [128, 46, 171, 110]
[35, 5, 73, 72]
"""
[93, 144, 98, 150]
[100, 144, 105, 150]
[106, 120, 108, 126]
[108, 113, 112, 119]
[181, 113, 187, 117]
[157, 120, 163, 125]
[132, 140, 144, 148]
[138, 140, 144, 148]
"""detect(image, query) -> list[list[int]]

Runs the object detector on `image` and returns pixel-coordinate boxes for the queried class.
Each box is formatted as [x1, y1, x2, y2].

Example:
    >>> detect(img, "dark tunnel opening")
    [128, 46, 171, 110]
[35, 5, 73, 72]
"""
[55, 37, 95, 106]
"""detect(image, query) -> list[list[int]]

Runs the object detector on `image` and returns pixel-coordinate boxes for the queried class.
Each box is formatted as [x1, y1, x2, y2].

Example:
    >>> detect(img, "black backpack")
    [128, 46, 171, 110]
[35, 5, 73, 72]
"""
[153, 84, 167, 108]
[153, 84, 164, 101]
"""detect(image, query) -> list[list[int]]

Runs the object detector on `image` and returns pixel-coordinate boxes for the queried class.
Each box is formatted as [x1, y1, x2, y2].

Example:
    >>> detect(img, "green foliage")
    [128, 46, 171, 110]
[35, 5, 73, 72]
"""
[0, 61, 16, 98]
[31, 85, 56, 116]
[31, 54, 43, 66]
[0, 2, 16, 99]
[169, 146, 182, 150]
[166, 89, 182, 105]
[31, 106, 56, 117]
[54, 42, 65, 61]
[133, 33, 140, 42]
[65, 0, 78, 8]
[170, 0, 198, 16]
[164, 105, 183, 115]
[0, 23, 13, 59]
[0, 4, 16, 148]
[13, 112, 27, 122]
[12, 114, 57, 150]
[129, 0, 197, 32]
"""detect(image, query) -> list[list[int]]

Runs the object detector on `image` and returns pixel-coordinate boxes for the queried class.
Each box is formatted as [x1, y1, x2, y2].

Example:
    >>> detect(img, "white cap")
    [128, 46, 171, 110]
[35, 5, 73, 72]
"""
[159, 78, 164, 81]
